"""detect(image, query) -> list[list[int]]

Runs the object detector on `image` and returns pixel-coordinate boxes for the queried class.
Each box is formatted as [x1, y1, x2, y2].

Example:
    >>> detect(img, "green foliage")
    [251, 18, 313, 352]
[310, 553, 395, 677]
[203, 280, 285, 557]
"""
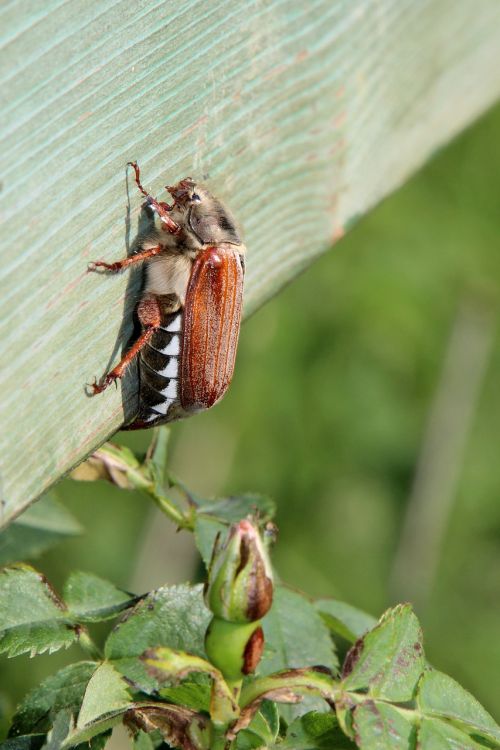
[62, 572, 137, 622]
[417, 670, 500, 743]
[350, 703, 413, 750]
[9, 663, 97, 737]
[104, 584, 211, 692]
[3, 447, 499, 750]
[63, 663, 131, 746]
[41, 710, 73, 750]
[0, 566, 137, 659]
[0, 565, 78, 658]
[315, 600, 377, 643]
[159, 674, 211, 713]
[234, 702, 280, 749]
[279, 713, 354, 749]
[340, 604, 424, 701]
[0, 495, 82, 567]
[4, 103, 500, 747]
[260, 586, 338, 676]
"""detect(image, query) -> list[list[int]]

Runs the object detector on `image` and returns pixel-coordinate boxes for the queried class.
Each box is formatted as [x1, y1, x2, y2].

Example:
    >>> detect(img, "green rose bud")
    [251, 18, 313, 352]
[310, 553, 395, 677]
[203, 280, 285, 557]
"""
[205, 520, 274, 623]
[205, 616, 264, 682]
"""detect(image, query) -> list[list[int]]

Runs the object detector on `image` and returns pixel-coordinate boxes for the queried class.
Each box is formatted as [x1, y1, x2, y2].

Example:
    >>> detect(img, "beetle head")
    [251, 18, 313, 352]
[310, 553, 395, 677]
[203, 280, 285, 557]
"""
[166, 178, 198, 206]
[167, 179, 242, 247]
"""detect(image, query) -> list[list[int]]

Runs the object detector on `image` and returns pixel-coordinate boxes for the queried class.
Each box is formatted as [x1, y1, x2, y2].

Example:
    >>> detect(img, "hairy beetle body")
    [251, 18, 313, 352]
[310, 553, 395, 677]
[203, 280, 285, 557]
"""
[89, 165, 245, 429]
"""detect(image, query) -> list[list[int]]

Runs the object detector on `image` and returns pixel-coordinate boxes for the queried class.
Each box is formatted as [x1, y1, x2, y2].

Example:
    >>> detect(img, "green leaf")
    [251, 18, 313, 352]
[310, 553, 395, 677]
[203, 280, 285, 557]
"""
[351, 701, 415, 749]
[260, 586, 338, 674]
[132, 730, 162, 750]
[196, 494, 275, 522]
[249, 700, 280, 744]
[0, 565, 77, 657]
[63, 572, 138, 622]
[234, 729, 266, 750]
[194, 494, 275, 567]
[76, 663, 131, 728]
[62, 663, 131, 746]
[417, 670, 500, 744]
[105, 584, 211, 692]
[0, 494, 81, 566]
[258, 586, 338, 721]
[41, 709, 72, 750]
[342, 604, 425, 702]
[234, 702, 282, 750]
[9, 662, 97, 736]
[418, 717, 492, 749]
[194, 515, 226, 569]
[281, 711, 355, 749]
[315, 600, 377, 643]
[0, 736, 45, 750]
[86, 731, 113, 750]
[143, 647, 238, 726]
[159, 674, 211, 713]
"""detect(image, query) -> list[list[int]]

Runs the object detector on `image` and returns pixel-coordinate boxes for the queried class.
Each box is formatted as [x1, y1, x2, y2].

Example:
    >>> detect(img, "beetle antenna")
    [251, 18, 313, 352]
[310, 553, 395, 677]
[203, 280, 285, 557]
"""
[127, 161, 151, 199]
[127, 161, 180, 235]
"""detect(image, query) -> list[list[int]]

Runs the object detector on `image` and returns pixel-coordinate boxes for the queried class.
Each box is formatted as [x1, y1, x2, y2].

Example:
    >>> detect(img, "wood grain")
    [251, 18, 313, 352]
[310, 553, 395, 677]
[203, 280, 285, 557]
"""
[1, 0, 500, 525]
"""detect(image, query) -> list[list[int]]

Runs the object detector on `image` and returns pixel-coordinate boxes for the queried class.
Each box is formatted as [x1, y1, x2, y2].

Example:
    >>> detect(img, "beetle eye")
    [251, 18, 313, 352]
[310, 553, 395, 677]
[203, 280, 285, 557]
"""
[192, 193, 201, 203]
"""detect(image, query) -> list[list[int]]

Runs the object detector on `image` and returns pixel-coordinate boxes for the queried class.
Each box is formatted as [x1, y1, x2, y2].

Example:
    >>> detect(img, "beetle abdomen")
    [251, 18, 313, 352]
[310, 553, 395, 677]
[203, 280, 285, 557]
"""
[135, 312, 183, 425]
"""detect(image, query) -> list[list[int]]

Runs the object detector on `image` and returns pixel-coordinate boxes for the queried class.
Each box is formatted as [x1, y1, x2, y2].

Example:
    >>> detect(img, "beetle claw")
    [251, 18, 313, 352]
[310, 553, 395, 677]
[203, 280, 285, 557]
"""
[87, 375, 115, 395]
[87, 377, 104, 395]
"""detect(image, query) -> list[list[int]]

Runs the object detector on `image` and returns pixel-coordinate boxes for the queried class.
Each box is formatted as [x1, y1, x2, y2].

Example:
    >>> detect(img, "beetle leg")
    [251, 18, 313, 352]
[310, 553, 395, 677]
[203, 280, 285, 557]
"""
[90, 295, 162, 394]
[88, 245, 162, 273]
[128, 161, 180, 235]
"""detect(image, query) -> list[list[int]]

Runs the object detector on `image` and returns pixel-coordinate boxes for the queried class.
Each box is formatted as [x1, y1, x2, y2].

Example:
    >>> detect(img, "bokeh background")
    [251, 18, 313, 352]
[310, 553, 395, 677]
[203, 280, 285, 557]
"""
[2, 101, 500, 732]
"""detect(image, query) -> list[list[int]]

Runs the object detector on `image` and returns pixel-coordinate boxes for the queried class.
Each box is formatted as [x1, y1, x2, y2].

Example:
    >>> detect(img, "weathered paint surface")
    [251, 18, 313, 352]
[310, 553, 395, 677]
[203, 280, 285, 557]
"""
[1, 1, 500, 523]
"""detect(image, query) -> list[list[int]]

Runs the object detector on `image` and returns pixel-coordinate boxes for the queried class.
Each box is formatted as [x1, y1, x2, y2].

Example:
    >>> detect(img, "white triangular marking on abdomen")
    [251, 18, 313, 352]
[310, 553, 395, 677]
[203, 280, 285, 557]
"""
[161, 335, 180, 356]
[161, 314, 182, 333]
[160, 380, 178, 399]
[158, 358, 179, 378]
[151, 398, 174, 415]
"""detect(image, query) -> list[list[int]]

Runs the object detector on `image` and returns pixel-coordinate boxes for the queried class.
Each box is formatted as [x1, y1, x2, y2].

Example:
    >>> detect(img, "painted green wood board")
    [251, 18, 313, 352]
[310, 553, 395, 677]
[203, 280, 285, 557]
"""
[1, 0, 500, 525]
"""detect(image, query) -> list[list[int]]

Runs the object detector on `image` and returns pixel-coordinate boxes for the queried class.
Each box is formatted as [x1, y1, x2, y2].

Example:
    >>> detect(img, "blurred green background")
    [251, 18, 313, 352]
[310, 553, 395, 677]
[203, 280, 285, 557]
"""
[2, 101, 500, 731]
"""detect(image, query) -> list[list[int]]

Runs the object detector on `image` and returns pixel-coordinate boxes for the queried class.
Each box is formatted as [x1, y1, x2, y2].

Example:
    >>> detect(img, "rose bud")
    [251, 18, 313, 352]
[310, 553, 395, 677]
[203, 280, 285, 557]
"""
[205, 519, 274, 623]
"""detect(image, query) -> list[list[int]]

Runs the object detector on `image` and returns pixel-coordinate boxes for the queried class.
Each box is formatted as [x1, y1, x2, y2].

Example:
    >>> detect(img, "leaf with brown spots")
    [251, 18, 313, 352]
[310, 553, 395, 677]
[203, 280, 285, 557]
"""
[341, 604, 425, 702]
[142, 646, 238, 727]
[352, 701, 415, 749]
[125, 703, 210, 750]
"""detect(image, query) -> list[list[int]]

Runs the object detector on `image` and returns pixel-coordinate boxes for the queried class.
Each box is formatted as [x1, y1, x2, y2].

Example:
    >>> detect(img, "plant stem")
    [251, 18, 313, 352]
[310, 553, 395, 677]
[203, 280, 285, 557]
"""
[148, 486, 194, 530]
[239, 668, 338, 708]
[166, 470, 202, 507]
[78, 628, 102, 660]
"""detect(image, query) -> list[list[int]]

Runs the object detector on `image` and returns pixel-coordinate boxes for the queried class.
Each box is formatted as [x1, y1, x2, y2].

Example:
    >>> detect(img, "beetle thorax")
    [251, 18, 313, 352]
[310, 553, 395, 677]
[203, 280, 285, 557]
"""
[145, 251, 192, 302]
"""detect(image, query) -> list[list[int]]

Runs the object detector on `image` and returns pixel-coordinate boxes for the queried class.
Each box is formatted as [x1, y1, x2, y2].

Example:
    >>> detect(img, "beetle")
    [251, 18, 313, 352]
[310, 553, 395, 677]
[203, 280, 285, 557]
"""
[88, 162, 245, 429]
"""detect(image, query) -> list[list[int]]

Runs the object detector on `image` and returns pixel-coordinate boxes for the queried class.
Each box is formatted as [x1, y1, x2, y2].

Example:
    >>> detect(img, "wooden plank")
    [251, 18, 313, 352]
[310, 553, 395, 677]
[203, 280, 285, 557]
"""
[1, 0, 500, 525]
